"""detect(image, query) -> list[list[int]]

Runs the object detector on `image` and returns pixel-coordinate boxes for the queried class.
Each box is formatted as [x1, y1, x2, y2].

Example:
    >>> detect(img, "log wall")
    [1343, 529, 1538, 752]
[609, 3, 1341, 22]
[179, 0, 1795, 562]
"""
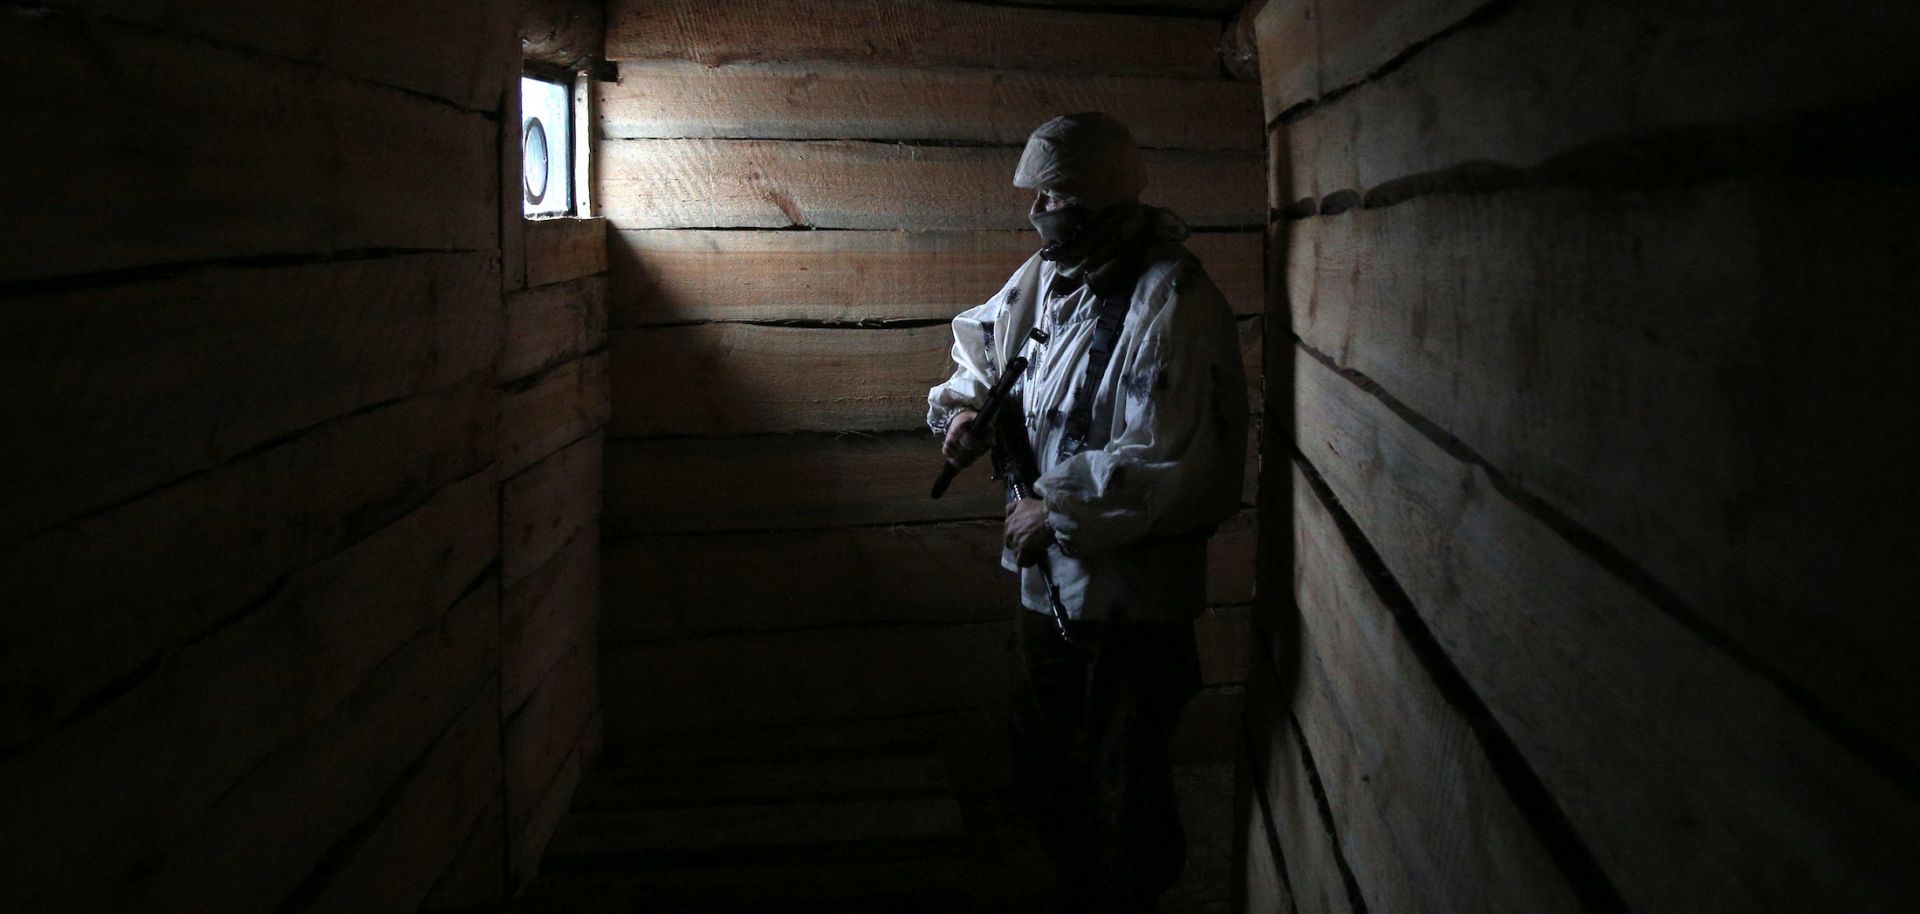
[0, 2, 605, 908]
[1239, 0, 1920, 911]
[498, 218, 612, 889]
[597, 0, 1264, 788]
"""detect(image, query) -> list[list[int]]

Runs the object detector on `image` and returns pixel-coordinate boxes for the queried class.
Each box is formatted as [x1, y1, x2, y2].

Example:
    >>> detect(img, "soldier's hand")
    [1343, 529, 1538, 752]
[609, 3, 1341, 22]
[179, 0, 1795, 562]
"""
[1004, 497, 1055, 567]
[942, 409, 991, 468]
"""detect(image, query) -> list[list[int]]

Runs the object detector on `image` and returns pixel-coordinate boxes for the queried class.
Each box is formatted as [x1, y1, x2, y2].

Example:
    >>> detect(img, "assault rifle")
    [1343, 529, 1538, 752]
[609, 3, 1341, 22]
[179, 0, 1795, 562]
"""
[929, 356, 1074, 644]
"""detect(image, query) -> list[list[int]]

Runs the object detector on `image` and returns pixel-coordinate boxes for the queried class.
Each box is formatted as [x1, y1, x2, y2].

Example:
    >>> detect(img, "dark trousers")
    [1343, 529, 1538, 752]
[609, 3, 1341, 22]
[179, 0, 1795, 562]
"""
[1010, 609, 1202, 912]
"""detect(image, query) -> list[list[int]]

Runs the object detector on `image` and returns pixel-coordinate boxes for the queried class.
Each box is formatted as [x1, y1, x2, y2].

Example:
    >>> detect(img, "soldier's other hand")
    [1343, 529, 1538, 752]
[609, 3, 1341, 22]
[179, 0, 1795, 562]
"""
[942, 409, 991, 468]
[1004, 498, 1055, 567]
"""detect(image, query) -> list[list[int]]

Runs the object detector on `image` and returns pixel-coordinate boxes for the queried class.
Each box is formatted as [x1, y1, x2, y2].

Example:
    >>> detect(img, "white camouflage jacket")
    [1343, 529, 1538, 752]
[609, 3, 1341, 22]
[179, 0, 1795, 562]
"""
[927, 244, 1248, 622]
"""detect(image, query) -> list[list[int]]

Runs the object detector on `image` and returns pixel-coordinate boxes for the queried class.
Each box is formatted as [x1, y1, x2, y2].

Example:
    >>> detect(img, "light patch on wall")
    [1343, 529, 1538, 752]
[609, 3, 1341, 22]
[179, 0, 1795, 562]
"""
[522, 76, 572, 217]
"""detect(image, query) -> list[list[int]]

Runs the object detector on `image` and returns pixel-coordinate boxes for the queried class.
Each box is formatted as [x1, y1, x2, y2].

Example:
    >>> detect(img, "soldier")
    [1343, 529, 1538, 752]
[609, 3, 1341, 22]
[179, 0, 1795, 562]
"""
[927, 112, 1249, 914]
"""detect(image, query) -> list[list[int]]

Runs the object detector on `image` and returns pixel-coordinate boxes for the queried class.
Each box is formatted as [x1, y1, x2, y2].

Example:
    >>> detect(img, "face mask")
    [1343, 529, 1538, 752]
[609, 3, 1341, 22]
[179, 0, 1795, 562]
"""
[1029, 199, 1089, 248]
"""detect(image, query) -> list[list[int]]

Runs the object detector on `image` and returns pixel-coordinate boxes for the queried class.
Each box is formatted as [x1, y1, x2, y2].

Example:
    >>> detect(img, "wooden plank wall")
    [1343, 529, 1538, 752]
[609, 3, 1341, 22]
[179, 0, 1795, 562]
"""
[0, 2, 605, 909]
[1240, 0, 1920, 911]
[597, 0, 1265, 785]
[498, 218, 612, 890]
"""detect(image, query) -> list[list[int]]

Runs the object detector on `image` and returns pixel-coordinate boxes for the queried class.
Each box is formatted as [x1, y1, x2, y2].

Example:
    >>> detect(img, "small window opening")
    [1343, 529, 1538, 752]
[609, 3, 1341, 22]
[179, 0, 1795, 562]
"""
[521, 75, 573, 217]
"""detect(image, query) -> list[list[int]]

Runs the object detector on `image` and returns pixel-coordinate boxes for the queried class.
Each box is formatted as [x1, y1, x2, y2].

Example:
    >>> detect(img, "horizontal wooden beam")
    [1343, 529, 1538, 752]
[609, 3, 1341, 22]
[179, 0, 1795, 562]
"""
[0, 471, 499, 909]
[610, 230, 1262, 325]
[502, 275, 608, 384]
[1295, 347, 1920, 912]
[608, 323, 951, 437]
[60, 0, 516, 110]
[600, 622, 1011, 735]
[1244, 652, 1356, 914]
[595, 140, 1264, 229]
[1254, 0, 1482, 120]
[606, 317, 1260, 436]
[606, 0, 1223, 78]
[606, 433, 1002, 535]
[0, 385, 496, 752]
[499, 354, 611, 477]
[0, 15, 496, 282]
[604, 505, 1255, 640]
[597, 62, 1261, 150]
[525, 218, 610, 289]
[1290, 181, 1920, 770]
[502, 432, 602, 586]
[0, 254, 499, 543]
[1272, 0, 1920, 192]
[522, 0, 605, 70]
[504, 526, 600, 716]
[1291, 465, 1582, 912]
[604, 522, 1011, 640]
[303, 684, 505, 912]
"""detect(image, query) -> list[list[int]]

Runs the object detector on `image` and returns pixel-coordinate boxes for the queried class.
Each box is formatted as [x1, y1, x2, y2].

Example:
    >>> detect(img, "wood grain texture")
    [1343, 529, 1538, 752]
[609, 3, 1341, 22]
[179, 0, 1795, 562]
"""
[502, 432, 603, 584]
[616, 706, 1013, 795]
[995, 0, 1245, 9]
[601, 622, 1011, 735]
[0, 384, 496, 752]
[502, 275, 609, 383]
[1208, 508, 1257, 606]
[1194, 605, 1251, 686]
[608, 318, 1261, 436]
[595, 140, 1265, 229]
[606, 433, 1002, 535]
[1291, 465, 1581, 913]
[597, 62, 1261, 150]
[506, 638, 601, 839]
[1245, 653, 1354, 914]
[610, 230, 1262, 324]
[301, 683, 505, 914]
[59, 0, 515, 110]
[526, 217, 610, 288]
[0, 471, 498, 911]
[522, 0, 605, 69]
[1277, 0, 1920, 198]
[504, 526, 601, 714]
[499, 353, 611, 477]
[0, 15, 496, 282]
[1291, 182, 1920, 770]
[134, 581, 499, 914]
[510, 711, 598, 889]
[1253, 0, 1483, 120]
[603, 521, 1012, 640]
[606, 0, 1221, 77]
[1295, 349, 1920, 912]
[0, 254, 499, 543]
[603, 506, 1256, 640]
[609, 324, 951, 436]
[1239, 769, 1295, 914]
[423, 797, 508, 909]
